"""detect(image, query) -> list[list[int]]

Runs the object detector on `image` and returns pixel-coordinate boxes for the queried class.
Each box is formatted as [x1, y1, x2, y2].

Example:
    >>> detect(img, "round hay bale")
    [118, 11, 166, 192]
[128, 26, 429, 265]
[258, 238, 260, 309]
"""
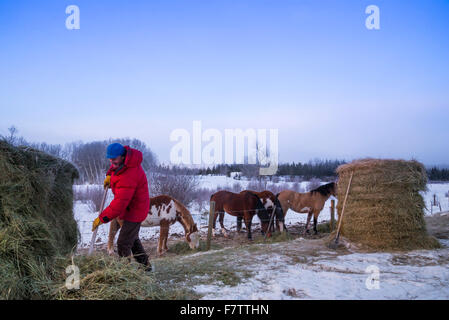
[336, 158, 440, 251]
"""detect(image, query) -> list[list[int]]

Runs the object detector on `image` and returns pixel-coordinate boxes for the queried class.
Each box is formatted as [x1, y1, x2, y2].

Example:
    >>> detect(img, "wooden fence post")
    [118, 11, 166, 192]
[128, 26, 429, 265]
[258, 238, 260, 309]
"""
[330, 199, 335, 231]
[206, 201, 215, 251]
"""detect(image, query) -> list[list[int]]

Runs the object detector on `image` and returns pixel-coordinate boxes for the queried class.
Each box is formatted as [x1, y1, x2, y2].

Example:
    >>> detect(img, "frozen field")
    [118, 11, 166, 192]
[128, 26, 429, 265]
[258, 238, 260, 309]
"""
[191, 236, 449, 300]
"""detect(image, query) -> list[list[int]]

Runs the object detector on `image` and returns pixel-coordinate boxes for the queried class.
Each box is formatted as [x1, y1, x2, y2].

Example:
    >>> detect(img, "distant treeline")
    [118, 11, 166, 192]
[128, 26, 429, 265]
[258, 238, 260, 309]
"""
[427, 167, 449, 181]
[3, 126, 449, 182]
[198, 159, 346, 180]
[198, 161, 449, 181]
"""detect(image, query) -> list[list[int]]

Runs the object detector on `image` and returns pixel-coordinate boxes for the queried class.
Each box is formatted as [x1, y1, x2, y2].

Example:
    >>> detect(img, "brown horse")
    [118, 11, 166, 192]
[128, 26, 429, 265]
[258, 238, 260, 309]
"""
[107, 195, 200, 256]
[277, 182, 337, 235]
[210, 190, 271, 240]
[239, 190, 285, 233]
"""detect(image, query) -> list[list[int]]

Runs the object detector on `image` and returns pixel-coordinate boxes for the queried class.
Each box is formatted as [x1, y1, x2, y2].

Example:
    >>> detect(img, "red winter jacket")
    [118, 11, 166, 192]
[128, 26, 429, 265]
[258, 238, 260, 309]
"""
[99, 146, 150, 223]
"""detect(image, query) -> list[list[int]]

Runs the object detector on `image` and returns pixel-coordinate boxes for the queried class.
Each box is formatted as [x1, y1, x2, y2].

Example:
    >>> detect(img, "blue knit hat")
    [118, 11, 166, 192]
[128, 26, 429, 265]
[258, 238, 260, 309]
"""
[106, 143, 125, 159]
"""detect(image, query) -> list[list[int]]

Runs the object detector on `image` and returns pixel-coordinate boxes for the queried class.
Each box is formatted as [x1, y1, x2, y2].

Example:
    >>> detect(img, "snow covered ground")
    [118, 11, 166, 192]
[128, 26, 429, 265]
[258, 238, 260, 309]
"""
[73, 176, 449, 248]
[192, 238, 449, 300]
[73, 175, 449, 300]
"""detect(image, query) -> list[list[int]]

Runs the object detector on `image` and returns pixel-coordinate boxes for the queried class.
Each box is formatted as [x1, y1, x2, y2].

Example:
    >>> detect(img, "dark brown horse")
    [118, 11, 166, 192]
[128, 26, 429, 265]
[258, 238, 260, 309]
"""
[277, 182, 337, 235]
[210, 190, 271, 240]
[239, 190, 285, 233]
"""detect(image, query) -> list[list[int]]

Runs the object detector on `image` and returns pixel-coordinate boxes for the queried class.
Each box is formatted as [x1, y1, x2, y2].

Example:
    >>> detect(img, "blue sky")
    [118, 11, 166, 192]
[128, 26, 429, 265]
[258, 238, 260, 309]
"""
[1, 0, 448, 165]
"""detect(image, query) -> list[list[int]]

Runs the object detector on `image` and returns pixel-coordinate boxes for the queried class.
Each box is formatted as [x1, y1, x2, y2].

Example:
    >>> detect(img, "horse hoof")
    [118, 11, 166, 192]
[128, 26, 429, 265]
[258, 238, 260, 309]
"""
[107, 249, 114, 256]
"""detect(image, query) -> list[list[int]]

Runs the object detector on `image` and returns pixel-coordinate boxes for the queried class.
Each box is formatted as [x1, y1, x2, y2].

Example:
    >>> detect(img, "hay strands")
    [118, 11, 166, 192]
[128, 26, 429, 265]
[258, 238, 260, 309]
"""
[330, 170, 354, 249]
[88, 187, 109, 255]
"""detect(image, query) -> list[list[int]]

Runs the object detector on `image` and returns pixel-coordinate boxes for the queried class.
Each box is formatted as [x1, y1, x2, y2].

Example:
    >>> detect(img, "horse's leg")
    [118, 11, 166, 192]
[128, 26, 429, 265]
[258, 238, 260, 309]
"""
[157, 230, 163, 256]
[313, 214, 318, 235]
[280, 202, 289, 233]
[220, 211, 229, 238]
[236, 216, 243, 232]
[244, 213, 253, 240]
[158, 223, 169, 256]
[304, 211, 312, 235]
[212, 210, 219, 237]
[277, 217, 285, 233]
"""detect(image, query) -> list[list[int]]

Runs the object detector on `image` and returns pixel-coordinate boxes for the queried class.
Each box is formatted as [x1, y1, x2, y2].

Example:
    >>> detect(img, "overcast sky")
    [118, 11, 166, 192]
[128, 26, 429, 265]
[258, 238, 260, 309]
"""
[1, 0, 448, 166]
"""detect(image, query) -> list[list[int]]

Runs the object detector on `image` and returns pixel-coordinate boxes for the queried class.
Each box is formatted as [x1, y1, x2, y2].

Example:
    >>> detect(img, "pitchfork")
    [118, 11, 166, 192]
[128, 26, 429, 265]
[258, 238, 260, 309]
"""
[88, 187, 109, 255]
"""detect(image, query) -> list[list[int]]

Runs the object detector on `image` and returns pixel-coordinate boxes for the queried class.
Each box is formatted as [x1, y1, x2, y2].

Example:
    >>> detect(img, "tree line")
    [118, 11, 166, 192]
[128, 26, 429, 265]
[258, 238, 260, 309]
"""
[2, 126, 157, 184]
[2, 126, 449, 182]
[427, 167, 449, 181]
[197, 159, 347, 180]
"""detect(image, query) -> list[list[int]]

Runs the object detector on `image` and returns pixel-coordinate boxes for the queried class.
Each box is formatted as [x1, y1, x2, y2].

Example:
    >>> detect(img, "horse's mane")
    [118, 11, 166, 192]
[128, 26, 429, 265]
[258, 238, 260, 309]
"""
[172, 197, 197, 232]
[310, 182, 335, 197]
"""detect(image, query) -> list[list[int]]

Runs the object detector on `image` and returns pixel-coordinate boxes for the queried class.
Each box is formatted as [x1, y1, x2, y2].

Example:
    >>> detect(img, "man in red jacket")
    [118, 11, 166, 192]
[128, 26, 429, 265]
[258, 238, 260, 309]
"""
[92, 143, 151, 271]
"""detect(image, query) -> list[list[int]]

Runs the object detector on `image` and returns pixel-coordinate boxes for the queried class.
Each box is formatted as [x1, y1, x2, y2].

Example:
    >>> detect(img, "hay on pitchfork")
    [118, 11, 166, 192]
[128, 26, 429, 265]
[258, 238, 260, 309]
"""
[335, 158, 440, 251]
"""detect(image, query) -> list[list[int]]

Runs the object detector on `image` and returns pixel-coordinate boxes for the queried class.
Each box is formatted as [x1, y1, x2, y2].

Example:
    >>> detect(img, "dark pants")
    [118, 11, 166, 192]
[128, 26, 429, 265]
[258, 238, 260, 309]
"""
[117, 220, 149, 266]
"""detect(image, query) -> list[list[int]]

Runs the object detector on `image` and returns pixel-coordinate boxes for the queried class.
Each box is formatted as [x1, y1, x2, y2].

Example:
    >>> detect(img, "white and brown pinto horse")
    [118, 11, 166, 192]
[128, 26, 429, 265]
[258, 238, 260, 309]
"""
[107, 195, 200, 256]
[277, 182, 337, 235]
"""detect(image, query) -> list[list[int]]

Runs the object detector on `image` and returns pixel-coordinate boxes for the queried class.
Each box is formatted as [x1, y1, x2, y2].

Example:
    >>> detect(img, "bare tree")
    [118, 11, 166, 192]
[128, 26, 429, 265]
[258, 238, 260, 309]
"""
[3, 126, 18, 145]
[148, 172, 199, 206]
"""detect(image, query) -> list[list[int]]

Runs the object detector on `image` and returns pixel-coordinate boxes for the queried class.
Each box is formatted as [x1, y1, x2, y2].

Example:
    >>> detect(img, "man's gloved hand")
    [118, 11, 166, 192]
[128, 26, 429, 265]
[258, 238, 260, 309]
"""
[92, 217, 102, 231]
[103, 175, 111, 189]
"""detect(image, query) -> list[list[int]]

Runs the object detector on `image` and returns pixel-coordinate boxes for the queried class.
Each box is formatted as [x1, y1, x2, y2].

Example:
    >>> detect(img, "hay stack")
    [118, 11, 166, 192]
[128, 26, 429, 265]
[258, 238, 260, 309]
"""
[0, 140, 79, 299]
[336, 158, 440, 250]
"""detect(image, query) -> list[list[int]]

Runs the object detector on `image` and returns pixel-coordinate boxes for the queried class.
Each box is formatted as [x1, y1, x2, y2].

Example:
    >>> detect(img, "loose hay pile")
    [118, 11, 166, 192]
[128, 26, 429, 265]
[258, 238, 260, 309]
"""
[0, 140, 79, 298]
[336, 158, 440, 251]
[53, 254, 195, 300]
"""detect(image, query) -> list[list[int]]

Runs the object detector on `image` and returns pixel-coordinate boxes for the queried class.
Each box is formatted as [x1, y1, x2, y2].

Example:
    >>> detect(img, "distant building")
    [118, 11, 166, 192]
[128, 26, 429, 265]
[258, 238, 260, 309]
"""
[230, 171, 242, 180]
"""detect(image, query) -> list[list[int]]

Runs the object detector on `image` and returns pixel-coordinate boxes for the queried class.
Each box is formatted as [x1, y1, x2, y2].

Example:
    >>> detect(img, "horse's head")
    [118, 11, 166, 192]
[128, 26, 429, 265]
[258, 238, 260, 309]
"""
[254, 198, 272, 237]
[311, 182, 337, 198]
[186, 223, 200, 249]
